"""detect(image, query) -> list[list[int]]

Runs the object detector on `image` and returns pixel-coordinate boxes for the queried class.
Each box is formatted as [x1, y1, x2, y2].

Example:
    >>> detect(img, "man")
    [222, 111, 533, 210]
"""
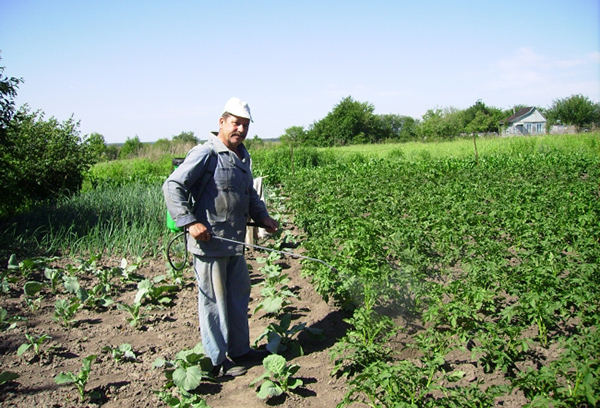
[163, 97, 278, 376]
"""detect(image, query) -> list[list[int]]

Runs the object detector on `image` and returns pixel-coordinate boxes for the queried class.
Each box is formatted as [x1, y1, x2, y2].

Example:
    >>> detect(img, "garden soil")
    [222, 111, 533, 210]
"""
[0, 237, 530, 407]
[0, 244, 360, 408]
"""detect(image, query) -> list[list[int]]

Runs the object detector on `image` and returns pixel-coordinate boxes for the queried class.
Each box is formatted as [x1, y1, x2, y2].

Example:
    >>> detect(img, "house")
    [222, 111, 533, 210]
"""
[499, 107, 546, 136]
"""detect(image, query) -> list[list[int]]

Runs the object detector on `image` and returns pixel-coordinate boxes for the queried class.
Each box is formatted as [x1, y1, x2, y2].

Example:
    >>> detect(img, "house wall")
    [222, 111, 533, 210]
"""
[503, 110, 547, 135]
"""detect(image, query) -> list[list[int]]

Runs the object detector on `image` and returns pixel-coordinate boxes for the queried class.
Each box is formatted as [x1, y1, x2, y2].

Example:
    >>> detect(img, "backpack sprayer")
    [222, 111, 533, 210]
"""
[165, 158, 337, 273]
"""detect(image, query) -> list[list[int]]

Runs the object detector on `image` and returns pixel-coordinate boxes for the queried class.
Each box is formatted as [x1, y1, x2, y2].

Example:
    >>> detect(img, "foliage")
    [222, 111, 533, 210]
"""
[153, 342, 213, 391]
[134, 275, 178, 305]
[17, 333, 53, 358]
[378, 114, 418, 142]
[102, 343, 137, 362]
[117, 301, 146, 328]
[0, 308, 25, 331]
[417, 106, 465, 140]
[253, 252, 297, 315]
[330, 304, 395, 378]
[54, 354, 98, 401]
[302, 96, 387, 146]
[52, 297, 82, 327]
[0, 371, 19, 386]
[463, 99, 505, 134]
[119, 135, 144, 159]
[0, 55, 22, 137]
[84, 132, 108, 162]
[276, 137, 599, 405]
[545, 94, 600, 130]
[254, 313, 325, 357]
[172, 131, 198, 145]
[250, 354, 303, 400]
[0, 182, 168, 258]
[1, 105, 94, 217]
[155, 389, 210, 408]
[0, 56, 23, 217]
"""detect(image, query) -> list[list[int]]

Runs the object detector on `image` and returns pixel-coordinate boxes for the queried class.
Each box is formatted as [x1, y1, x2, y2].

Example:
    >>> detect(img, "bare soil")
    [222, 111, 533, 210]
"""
[0, 246, 359, 408]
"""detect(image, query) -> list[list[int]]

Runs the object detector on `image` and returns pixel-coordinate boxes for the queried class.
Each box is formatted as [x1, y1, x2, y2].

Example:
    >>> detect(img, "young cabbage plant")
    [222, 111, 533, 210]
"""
[44, 267, 63, 293]
[134, 276, 178, 305]
[54, 355, 98, 402]
[153, 342, 212, 392]
[17, 333, 53, 359]
[254, 313, 324, 357]
[249, 354, 303, 400]
[52, 298, 82, 327]
[0, 308, 25, 331]
[117, 301, 146, 328]
[102, 343, 137, 362]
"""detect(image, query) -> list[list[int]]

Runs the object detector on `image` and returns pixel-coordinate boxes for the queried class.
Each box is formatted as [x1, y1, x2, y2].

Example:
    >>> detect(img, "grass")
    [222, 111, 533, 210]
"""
[0, 182, 168, 259]
[322, 133, 600, 160]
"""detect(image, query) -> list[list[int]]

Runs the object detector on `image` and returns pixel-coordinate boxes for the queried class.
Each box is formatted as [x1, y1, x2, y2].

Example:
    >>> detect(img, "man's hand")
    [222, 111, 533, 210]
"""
[187, 222, 211, 241]
[261, 217, 279, 233]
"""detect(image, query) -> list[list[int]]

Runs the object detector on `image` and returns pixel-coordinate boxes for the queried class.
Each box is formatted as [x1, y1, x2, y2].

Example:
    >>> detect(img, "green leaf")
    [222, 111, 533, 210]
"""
[257, 380, 283, 399]
[62, 276, 80, 294]
[54, 372, 76, 384]
[23, 281, 43, 296]
[261, 297, 284, 314]
[152, 357, 167, 368]
[17, 343, 31, 356]
[173, 366, 203, 391]
[0, 371, 19, 384]
[266, 332, 282, 354]
[286, 377, 303, 390]
[263, 354, 286, 375]
[7, 254, 19, 270]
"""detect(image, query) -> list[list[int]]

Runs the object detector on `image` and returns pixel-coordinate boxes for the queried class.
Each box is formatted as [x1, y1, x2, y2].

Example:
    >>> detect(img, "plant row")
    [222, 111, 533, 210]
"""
[265, 145, 600, 406]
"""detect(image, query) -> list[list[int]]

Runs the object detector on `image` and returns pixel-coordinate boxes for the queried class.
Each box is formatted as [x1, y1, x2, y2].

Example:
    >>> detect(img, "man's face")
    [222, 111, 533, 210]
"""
[218, 114, 250, 150]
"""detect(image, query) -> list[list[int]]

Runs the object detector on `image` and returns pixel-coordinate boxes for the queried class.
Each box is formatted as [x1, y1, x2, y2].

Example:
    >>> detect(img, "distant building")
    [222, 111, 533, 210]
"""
[499, 107, 546, 136]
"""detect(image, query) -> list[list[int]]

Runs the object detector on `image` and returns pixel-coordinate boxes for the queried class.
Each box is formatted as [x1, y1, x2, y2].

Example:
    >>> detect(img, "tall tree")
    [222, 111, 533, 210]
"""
[2, 106, 93, 216]
[172, 131, 198, 144]
[545, 94, 600, 131]
[0, 57, 23, 216]
[306, 96, 386, 146]
[378, 114, 418, 142]
[463, 100, 504, 133]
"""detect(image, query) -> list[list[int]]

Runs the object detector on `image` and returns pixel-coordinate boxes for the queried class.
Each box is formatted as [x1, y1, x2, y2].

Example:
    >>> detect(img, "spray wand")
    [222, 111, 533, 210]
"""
[166, 225, 337, 273]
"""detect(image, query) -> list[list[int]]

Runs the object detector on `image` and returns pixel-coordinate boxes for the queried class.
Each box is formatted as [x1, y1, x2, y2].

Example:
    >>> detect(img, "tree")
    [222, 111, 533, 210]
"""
[0, 56, 23, 216]
[545, 94, 600, 131]
[84, 132, 107, 162]
[119, 135, 143, 159]
[0, 55, 22, 143]
[280, 126, 306, 147]
[417, 107, 464, 140]
[2, 106, 94, 215]
[463, 100, 504, 134]
[172, 131, 198, 144]
[305, 96, 386, 146]
[378, 114, 418, 142]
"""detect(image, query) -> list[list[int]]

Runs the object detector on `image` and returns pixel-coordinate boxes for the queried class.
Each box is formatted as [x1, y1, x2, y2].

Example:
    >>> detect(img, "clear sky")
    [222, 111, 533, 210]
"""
[1, 0, 599, 143]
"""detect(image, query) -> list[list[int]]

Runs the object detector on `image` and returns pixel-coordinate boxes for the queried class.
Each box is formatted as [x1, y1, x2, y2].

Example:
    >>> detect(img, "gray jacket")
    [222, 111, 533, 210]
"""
[163, 134, 269, 257]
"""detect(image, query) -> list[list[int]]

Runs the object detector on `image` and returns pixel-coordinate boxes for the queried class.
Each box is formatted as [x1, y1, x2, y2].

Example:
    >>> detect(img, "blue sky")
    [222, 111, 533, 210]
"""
[1, 0, 599, 143]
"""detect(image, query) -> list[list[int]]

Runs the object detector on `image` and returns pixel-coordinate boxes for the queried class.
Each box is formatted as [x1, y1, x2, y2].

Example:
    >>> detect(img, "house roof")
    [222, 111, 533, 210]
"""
[499, 107, 535, 124]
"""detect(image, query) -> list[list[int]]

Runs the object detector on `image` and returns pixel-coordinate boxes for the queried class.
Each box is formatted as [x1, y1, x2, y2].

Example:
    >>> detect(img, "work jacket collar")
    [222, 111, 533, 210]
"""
[206, 133, 250, 163]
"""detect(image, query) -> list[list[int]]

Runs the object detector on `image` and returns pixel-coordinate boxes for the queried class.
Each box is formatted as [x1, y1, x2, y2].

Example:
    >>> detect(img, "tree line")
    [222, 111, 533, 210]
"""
[283, 95, 600, 147]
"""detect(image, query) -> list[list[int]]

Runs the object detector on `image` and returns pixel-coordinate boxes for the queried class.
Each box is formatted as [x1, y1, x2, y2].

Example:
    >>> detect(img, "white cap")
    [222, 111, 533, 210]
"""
[222, 97, 253, 122]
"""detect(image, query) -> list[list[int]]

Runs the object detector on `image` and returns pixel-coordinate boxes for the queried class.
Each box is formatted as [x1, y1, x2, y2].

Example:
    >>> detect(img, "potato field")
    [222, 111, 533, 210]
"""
[1, 134, 599, 407]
